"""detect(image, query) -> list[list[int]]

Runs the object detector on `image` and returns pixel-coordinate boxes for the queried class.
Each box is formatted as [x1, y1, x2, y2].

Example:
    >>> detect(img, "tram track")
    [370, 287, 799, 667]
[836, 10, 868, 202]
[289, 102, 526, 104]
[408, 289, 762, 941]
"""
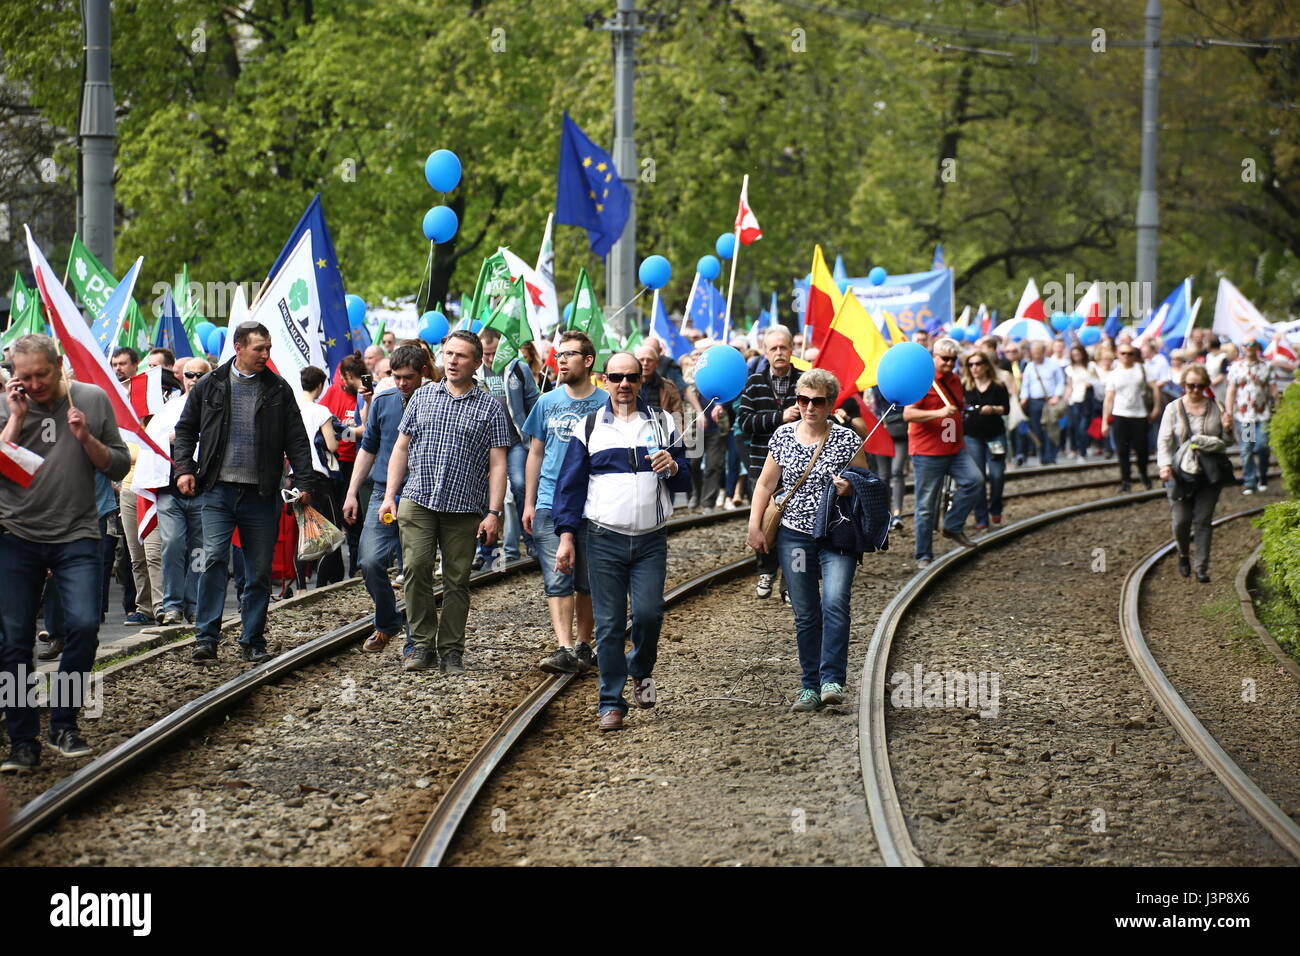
[865, 476, 1294, 867]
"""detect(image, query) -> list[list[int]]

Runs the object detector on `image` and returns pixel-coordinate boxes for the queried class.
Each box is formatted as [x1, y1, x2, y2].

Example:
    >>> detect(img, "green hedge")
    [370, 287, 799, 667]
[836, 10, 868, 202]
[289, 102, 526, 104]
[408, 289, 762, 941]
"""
[1272, 381, 1300, 496]
[1257, 499, 1300, 612]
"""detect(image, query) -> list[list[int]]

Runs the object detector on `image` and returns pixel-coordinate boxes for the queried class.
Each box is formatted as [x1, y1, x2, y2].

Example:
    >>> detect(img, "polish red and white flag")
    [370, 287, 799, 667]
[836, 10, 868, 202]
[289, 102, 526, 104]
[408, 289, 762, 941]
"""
[127, 365, 167, 419]
[0, 441, 43, 488]
[735, 179, 763, 245]
[1014, 278, 1047, 322]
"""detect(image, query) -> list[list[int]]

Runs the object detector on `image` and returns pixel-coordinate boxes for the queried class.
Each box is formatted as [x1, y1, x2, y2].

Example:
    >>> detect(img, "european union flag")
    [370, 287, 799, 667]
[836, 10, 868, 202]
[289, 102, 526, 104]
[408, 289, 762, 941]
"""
[267, 193, 350, 374]
[153, 289, 194, 359]
[651, 292, 692, 361]
[1103, 305, 1123, 340]
[555, 112, 631, 258]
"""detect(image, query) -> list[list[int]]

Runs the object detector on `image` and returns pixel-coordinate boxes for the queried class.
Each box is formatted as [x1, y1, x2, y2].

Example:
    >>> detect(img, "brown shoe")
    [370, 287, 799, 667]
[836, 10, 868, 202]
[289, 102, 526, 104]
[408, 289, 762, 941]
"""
[631, 676, 656, 709]
[598, 710, 625, 732]
[941, 528, 977, 549]
[362, 631, 393, 653]
[36, 638, 64, 662]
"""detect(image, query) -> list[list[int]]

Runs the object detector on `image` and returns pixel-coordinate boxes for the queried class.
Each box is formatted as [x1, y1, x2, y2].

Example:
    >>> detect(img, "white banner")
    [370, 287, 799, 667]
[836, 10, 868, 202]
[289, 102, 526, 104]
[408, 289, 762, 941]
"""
[1212, 277, 1273, 346]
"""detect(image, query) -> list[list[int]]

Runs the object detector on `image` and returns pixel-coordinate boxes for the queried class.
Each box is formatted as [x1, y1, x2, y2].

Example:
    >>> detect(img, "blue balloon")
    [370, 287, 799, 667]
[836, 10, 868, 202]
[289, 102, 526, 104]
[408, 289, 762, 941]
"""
[694, 344, 747, 403]
[195, 320, 216, 342]
[424, 149, 462, 193]
[949, 326, 967, 342]
[868, 266, 887, 286]
[836, 279, 850, 294]
[563, 301, 574, 323]
[876, 342, 936, 406]
[470, 320, 482, 334]
[1069, 313, 1086, 329]
[1079, 326, 1102, 346]
[1050, 311, 1071, 332]
[715, 233, 736, 260]
[423, 205, 459, 243]
[697, 255, 721, 281]
[345, 294, 367, 329]
[638, 255, 672, 290]
[419, 310, 450, 345]
[204, 326, 225, 356]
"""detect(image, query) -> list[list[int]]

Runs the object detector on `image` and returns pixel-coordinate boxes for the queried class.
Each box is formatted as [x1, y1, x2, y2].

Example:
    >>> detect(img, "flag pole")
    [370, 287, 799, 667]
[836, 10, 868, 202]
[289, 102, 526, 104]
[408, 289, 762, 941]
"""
[682, 271, 700, 335]
[722, 174, 746, 346]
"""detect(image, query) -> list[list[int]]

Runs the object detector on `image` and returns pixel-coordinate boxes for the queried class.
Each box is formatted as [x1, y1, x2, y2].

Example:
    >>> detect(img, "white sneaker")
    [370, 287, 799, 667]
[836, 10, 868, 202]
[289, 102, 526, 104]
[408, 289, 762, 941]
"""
[394, 573, 405, 586]
[1242, 487, 1254, 496]
[1256, 484, 1268, 493]
[756, 573, 774, 599]
[723, 498, 737, 510]
[714, 491, 727, 509]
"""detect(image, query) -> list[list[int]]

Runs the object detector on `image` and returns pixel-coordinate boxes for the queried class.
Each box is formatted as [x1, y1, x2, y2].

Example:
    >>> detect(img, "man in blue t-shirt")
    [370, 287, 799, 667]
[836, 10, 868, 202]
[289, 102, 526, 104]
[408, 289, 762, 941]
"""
[343, 345, 430, 655]
[521, 329, 608, 675]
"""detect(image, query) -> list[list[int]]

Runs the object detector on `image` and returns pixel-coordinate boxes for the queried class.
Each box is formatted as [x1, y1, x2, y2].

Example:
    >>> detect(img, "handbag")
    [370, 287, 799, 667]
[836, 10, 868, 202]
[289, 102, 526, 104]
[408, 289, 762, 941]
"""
[1140, 365, 1156, 414]
[761, 431, 828, 549]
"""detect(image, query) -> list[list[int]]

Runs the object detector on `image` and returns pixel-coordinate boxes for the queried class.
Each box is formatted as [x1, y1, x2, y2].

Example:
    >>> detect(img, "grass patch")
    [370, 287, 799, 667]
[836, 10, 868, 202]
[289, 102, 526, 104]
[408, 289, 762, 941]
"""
[1254, 568, 1300, 663]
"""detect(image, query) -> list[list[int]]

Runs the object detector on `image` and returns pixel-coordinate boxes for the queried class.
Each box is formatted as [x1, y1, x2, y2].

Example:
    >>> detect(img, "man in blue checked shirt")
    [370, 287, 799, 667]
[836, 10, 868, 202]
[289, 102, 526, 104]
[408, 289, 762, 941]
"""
[552, 352, 692, 732]
[379, 331, 510, 675]
[1018, 340, 1066, 465]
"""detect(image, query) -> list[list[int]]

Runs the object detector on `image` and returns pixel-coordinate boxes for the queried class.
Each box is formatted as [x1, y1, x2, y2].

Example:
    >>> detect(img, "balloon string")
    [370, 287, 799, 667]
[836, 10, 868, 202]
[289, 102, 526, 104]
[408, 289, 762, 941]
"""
[415, 240, 434, 312]
[835, 401, 895, 478]
[605, 286, 649, 326]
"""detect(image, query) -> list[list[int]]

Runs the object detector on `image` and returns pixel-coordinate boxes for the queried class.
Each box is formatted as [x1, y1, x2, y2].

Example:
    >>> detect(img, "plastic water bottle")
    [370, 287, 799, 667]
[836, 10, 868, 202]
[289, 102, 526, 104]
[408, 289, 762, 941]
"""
[644, 428, 666, 479]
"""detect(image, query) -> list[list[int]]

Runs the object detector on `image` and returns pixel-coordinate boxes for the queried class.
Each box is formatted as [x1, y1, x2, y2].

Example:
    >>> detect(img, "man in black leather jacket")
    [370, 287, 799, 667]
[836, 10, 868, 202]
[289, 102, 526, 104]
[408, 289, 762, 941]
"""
[173, 322, 316, 663]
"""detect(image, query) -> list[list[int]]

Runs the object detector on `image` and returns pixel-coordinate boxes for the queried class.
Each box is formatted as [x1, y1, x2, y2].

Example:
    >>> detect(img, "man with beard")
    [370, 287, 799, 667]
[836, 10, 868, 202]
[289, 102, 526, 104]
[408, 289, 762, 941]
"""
[344, 345, 430, 654]
[521, 330, 608, 674]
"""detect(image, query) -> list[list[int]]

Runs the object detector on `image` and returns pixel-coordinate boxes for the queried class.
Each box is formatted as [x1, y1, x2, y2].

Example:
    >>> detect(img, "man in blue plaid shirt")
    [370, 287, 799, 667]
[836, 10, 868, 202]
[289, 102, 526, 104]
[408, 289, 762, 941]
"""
[379, 331, 510, 674]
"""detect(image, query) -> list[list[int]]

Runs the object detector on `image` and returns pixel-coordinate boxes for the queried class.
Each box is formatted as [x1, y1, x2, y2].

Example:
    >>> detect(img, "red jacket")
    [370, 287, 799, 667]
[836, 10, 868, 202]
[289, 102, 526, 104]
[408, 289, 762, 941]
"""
[907, 371, 965, 456]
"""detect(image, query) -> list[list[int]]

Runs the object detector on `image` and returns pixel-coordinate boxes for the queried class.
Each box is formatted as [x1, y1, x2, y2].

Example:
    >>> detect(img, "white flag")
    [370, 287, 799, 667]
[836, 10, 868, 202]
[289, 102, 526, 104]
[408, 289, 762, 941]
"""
[499, 246, 549, 346]
[1212, 277, 1273, 346]
[533, 213, 559, 333]
[244, 229, 325, 378]
[219, 283, 249, 366]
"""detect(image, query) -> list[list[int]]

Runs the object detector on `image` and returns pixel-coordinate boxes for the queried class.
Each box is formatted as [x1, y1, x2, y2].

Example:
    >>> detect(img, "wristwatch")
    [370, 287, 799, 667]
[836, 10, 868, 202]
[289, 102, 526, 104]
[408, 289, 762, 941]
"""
[487, 509, 503, 519]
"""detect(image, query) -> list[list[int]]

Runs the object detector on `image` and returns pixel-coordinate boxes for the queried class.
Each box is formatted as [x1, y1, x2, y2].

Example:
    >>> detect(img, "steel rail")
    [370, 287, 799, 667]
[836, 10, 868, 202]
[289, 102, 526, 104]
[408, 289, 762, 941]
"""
[0, 507, 743, 858]
[1120, 507, 1300, 863]
[403, 556, 754, 867]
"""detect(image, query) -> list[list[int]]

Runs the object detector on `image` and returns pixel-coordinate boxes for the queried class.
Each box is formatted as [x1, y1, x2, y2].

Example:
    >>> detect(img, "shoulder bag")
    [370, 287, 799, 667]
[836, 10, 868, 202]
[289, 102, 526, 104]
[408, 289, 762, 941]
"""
[761, 430, 828, 550]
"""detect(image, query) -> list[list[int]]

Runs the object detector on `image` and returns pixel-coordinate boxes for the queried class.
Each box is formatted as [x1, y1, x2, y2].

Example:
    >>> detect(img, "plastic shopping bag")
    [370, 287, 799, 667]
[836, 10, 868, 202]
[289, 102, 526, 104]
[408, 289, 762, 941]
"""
[294, 503, 345, 562]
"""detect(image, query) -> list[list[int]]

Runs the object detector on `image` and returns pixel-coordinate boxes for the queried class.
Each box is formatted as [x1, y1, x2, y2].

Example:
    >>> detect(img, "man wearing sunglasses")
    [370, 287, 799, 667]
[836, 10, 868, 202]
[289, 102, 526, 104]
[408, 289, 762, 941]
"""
[552, 352, 691, 731]
[150, 357, 210, 626]
[903, 338, 983, 568]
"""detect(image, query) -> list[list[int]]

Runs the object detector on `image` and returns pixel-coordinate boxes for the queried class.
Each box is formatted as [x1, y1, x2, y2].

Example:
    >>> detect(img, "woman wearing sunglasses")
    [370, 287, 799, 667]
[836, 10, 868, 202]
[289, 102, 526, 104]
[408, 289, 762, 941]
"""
[1101, 344, 1160, 491]
[746, 369, 871, 713]
[1157, 364, 1228, 582]
[960, 351, 1009, 529]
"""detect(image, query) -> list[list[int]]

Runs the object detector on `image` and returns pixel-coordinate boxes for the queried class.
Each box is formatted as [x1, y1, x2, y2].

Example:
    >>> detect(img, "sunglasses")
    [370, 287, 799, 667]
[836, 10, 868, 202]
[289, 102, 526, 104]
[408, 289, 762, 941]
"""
[968, 360, 987, 367]
[937, 355, 956, 363]
[1185, 383, 1207, 391]
[605, 372, 642, 384]
[795, 394, 828, 408]
[183, 371, 201, 379]
[1120, 351, 1138, 357]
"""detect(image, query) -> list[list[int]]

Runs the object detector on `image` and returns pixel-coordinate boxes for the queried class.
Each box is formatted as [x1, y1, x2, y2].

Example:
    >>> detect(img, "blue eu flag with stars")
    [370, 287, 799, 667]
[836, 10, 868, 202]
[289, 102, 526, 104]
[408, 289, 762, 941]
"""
[153, 289, 194, 359]
[555, 112, 631, 258]
[266, 193, 351, 375]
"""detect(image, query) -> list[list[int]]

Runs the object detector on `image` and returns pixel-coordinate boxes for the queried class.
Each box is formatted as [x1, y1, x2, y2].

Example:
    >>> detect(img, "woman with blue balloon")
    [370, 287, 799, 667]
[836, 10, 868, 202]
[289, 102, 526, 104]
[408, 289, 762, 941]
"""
[746, 367, 873, 713]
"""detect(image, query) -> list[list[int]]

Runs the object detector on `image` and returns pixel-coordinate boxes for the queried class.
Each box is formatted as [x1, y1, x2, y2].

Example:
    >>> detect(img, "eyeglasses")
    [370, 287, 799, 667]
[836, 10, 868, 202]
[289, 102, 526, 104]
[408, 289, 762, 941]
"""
[605, 372, 641, 384]
[554, 349, 584, 361]
[183, 371, 201, 379]
[795, 394, 828, 408]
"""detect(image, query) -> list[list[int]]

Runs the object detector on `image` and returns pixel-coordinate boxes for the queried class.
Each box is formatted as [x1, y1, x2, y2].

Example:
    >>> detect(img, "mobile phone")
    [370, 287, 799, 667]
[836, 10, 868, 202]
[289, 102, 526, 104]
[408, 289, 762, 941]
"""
[12, 383, 25, 396]
[361, 373, 374, 391]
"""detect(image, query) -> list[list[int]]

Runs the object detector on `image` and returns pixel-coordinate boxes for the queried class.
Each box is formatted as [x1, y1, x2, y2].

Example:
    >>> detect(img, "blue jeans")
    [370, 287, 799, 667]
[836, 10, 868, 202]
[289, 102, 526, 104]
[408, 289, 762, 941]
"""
[194, 483, 282, 648]
[1025, 397, 1056, 464]
[358, 488, 404, 637]
[964, 435, 1006, 525]
[912, 452, 984, 560]
[585, 522, 667, 715]
[157, 490, 202, 619]
[0, 534, 102, 744]
[1237, 419, 1271, 488]
[477, 441, 532, 564]
[776, 527, 857, 690]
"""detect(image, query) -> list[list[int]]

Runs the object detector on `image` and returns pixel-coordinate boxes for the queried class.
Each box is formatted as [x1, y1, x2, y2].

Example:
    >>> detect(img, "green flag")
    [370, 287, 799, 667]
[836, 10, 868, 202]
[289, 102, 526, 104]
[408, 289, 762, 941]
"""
[568, 267, 615, 373]
[2, 273, 45, 349]
[176, 263, 206, 353]
[621, 323, 643, 351]
[481, 276, 528, 374]
[65, 234, 150, 353]
[467, 251, 512, 329]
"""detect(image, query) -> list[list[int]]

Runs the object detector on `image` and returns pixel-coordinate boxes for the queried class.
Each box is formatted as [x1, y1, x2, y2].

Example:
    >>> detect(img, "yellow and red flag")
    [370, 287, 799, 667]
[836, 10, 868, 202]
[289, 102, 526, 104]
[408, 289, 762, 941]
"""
[814, 291, 895, 456]
[806, 244, 842, 352]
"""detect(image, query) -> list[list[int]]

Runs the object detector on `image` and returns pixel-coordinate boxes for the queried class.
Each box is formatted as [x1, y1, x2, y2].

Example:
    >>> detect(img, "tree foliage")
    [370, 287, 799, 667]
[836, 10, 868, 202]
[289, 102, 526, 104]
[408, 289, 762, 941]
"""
[1, 0, 1297, 324]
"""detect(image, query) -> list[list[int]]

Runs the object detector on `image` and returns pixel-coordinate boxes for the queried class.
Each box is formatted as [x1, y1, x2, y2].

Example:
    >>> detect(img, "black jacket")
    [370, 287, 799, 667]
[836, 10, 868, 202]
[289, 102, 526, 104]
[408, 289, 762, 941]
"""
[813, 466, 891, 556]
[173, 359, 316, 497]
[737, 366, 803, 475]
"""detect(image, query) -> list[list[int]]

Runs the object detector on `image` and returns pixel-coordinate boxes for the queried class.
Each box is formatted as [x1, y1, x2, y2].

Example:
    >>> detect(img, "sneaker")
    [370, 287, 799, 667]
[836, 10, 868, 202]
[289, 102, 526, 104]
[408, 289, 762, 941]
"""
[240, 645, 274, 664]
[781, 586, 791, 606]
[722, 498, 737, 511]
[756, 573, 774, 599]
[394, 573, 405, 586]
[820, 682, 845, 706]
[916, 558, 932, 569]
[631, 676, 656, 708]
[441, 650, 466, 675]
[715, 491, 727, 509]
[36, 637, 64, 662]
[471, 554, 486, 571]
[123, 611, 153, 626]
[890, 515, 904, 532]
[991, 515, 1002, 525]
[791, 689, 822, 712]
[1257, 484, 1268, 494]
[941, 528, 976, 548]
[0, 742, 40, 773]
[573, 641, 596, 674]
[433, 559, 442, 579]
[49, 728, 93, 758]
[539, 646, 578, 674]
[1120, 481, 1132, 493]
[974, 523, 989, 532]
[1242, 486, 1254, 496]
[403, 646, 435, 671]
[191, 641, 217, 661]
